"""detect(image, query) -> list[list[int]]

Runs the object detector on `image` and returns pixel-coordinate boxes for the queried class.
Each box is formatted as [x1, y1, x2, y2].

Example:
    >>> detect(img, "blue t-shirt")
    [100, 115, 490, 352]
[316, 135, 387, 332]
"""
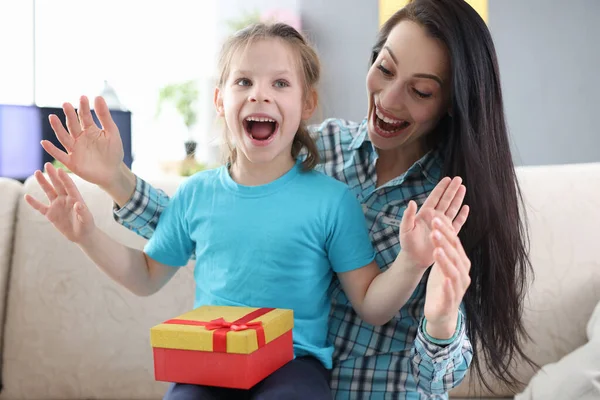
[144, 160, 376, 368]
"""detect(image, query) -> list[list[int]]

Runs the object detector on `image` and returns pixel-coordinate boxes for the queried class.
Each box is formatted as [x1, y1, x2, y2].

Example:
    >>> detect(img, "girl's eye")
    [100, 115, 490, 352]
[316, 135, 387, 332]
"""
[236, 78, 251, 86]
[377, 64, 393, 77]
[413, 88, 432, 99]
[274, 80, 289, 88]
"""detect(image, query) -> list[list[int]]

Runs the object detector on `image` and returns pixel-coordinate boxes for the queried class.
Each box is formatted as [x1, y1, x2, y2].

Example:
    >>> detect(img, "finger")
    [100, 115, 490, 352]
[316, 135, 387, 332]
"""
[41, 140, 70, 167]
[444, 184, 466, 222]
[62, 102, 82, 137]
[24, 194, 49, 215]
[435, 177, 462, 215]
[74, 201, 93, 226]
[452, 205, 470, 234]
[432, 218, 470, 275]
[433, 246, 460, 281]
[433, 216, 460, 244]
[45, 162, 67, 197]
[78, 95, 96, 129]
[437, 242, 471, 291]
[33, 169, 57, 202]
[421, 177, 451, 210]
[434, 250, 466, 306]
[435, 215, 471, 272]
[432, 230, 461, 267]
[400, 200, 418, 234]
[433, 228, 472, 292]
[58, 168, 84, 204]
[94, 96, 118, 133]
[48, 114, 75, 151]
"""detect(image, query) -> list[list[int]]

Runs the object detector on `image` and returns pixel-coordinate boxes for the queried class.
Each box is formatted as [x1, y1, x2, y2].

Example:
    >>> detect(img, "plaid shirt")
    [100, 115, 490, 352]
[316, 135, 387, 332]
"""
[114, 118, 472, 399]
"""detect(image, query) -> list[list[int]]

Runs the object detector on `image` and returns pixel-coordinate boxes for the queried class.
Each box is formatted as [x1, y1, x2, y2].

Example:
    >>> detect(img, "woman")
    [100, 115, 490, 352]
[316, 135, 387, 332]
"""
[41, 0, 532, 398]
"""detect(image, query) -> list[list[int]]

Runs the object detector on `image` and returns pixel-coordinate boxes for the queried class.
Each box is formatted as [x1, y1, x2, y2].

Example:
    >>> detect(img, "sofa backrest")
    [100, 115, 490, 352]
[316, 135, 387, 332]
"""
[451, 162, 600, 397]
[0, 178, 23, 392]
[1, 174, 192, 399]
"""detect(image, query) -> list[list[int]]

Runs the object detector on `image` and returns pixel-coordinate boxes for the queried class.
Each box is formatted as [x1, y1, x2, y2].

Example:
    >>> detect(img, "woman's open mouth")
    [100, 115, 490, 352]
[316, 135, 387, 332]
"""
[243, 115, 279, 146]
[373, 106, 410, 138]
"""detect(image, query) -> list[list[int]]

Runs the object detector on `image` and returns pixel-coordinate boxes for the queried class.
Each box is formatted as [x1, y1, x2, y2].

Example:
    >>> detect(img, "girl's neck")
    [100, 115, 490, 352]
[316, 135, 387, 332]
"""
[375, 139, 429, 187]
[229, 154, 296, 186]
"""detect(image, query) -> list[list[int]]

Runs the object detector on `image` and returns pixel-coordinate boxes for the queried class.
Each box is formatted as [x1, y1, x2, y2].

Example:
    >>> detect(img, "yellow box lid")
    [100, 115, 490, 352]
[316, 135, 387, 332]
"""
[150, 305, 293, 354]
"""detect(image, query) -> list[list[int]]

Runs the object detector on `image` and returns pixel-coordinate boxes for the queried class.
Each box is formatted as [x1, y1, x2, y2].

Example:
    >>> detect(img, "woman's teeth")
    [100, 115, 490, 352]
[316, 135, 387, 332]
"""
[375, 107, 405, 125]
[374, 106, 411, 134]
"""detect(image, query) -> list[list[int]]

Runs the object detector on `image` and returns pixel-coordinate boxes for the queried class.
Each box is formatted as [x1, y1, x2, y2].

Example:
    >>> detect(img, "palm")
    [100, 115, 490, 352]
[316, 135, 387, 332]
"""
[44, 192, 91, 243]
[25, 166, 95, 245]
[66, 126, 123, 187]
[400, 208, 437, 268]
[399, 177, 469, 271]
[43, 96, 124, 189]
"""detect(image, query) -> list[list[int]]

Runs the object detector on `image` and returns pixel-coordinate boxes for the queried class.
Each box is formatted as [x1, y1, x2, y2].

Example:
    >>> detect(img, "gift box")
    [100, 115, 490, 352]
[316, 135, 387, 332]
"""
[150, 305, 294, 389]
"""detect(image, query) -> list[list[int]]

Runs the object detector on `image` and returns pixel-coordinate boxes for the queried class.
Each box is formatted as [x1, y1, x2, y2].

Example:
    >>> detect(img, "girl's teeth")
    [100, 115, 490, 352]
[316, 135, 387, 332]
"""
[246, 117, 275, 122]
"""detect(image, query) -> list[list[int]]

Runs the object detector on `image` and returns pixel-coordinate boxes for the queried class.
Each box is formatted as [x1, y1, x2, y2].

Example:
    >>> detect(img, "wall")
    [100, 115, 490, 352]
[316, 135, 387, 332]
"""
[489, 0, 599, 166]
[300, 1, 379, 123]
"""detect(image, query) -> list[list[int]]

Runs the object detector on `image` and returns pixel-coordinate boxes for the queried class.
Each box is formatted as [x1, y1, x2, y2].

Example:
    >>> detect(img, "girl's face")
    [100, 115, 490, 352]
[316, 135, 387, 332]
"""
[366, 20, 451, 153]
[215, 38, 315, 169]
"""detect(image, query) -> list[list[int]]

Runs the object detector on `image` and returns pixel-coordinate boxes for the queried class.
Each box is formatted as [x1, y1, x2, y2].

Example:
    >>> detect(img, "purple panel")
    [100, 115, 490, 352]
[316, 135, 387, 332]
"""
[0, 105, 42, 179]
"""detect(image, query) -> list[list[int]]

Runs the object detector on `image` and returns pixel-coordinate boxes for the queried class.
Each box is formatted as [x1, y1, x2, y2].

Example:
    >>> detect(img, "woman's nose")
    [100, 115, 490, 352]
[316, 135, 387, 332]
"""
[379, 85, 405, 109]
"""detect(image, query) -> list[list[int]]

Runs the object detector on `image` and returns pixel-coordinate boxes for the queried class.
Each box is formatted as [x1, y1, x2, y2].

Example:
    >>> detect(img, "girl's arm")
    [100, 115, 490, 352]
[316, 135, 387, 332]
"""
[25, 163, 178, 296]
[337, 254, 423, 326]
[338, 213, 467, 326]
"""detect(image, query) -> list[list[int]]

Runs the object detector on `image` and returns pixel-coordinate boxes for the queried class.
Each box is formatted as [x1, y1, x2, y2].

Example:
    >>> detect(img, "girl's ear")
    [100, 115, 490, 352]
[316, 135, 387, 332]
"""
[214, 87, 224, 116]
[302, 88, 318, 120]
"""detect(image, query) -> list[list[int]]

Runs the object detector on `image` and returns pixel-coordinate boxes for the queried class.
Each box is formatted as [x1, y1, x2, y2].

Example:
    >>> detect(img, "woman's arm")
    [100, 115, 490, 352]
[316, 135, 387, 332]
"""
[338, 177, 470, 326]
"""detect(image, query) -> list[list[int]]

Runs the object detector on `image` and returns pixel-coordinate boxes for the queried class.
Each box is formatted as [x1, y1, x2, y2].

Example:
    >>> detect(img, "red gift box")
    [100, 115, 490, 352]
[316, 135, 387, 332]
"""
[150, 305, 294, 389]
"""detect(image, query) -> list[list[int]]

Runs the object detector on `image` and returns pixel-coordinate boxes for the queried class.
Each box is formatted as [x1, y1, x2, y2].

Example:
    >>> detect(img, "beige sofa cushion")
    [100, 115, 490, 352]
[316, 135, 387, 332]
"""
[451, 162, 600, 398]
[2, 174, 193, 400]
[0, 178, 23, 388]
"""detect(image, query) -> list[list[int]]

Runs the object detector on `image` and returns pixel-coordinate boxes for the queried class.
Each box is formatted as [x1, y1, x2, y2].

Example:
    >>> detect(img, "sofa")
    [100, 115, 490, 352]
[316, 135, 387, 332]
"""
[0, 161, 598, 399]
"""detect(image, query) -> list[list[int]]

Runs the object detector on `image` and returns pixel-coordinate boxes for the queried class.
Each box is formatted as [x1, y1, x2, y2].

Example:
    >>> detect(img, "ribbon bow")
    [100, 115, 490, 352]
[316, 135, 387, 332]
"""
[163, 307, 274, 353]
[205, 317, 263, 332]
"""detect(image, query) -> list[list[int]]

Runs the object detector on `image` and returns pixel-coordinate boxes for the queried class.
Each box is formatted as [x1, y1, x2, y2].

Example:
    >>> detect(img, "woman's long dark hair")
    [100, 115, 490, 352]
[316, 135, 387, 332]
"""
[372, 0, 535, 393]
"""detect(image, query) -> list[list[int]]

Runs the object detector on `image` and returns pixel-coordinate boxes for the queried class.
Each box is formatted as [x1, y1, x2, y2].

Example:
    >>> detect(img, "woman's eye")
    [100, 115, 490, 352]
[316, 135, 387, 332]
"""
[413, 88, 432, 99]
[377, 64, 393, 77]
[236, 78, 251, 86]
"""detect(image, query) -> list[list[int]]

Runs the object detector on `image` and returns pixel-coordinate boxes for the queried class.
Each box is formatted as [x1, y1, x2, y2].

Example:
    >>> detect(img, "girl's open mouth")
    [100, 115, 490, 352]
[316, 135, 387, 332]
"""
[243, 115, 279, 146]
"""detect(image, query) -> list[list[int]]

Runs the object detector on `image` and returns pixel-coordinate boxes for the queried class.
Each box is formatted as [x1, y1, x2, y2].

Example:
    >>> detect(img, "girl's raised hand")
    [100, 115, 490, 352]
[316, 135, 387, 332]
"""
[25, 163, 96, 244]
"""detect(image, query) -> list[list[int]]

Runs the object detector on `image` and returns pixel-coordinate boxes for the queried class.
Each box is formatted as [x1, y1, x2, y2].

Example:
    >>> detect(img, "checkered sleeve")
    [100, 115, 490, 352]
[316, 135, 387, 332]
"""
[112, 175, 170, 240]
[410, 311, 473, 395]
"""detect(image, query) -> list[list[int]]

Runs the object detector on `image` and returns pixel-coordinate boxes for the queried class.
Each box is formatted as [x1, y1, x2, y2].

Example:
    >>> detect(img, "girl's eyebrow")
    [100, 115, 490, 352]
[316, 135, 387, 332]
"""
[233, 69, 292, 76]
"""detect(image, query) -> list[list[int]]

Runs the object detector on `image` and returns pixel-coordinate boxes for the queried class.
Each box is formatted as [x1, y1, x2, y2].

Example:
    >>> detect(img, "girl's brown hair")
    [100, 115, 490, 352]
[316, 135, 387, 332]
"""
[217, 22, 320, 170]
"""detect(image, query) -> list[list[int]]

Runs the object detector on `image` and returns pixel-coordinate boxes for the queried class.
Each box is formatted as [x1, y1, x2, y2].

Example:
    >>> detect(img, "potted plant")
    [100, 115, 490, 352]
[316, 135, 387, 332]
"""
[156, 80, 199, 158]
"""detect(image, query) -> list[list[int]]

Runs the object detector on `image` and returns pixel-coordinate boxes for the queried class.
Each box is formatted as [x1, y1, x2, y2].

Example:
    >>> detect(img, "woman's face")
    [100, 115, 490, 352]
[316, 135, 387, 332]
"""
[366, 20, 451, 153]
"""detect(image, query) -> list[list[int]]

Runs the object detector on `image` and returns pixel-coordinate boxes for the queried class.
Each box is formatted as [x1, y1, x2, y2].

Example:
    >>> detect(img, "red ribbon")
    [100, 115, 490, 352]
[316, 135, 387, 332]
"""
[163, 307, 275, 353]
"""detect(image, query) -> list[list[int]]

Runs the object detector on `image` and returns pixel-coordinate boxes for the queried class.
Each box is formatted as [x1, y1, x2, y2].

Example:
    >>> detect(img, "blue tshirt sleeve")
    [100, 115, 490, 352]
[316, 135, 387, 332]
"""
[143, 180, 195, 267]
[325, 189, 376, 273]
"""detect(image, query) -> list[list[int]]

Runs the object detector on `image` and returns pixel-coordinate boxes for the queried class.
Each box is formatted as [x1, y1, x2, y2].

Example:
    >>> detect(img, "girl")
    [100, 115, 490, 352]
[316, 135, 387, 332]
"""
[27, 22, 469, 400]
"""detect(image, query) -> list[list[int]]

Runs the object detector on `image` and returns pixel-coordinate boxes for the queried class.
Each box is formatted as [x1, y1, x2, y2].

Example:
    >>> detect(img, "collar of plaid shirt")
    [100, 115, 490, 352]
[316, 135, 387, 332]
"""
[323, 117, 444, 191]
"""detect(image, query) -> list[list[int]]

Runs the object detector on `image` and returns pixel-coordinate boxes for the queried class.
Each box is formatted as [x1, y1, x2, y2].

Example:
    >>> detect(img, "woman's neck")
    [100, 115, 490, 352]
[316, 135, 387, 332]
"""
[230, 154, 296, 186]
[375, 139, 429, 187]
